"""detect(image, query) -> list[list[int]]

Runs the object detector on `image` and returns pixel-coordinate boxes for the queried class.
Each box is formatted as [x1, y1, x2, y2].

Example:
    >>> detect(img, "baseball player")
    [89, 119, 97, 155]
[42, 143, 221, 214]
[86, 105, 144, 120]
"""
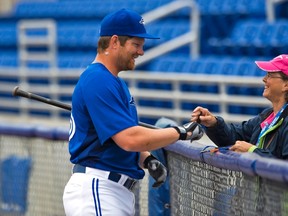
[63, 9, 204, 216]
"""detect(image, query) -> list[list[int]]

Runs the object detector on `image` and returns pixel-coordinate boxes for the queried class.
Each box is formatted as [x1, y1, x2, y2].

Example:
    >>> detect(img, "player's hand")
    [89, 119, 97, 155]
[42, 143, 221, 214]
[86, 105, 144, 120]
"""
[173, 122, 204, 142]
[191, 106, 217, 127]
[144, 155, 167, 188]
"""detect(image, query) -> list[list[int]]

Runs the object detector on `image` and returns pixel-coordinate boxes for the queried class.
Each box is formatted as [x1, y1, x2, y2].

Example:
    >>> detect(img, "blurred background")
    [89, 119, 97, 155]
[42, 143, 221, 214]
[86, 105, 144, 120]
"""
[0, 0, 287, 127]
[0, 1, 288, 215]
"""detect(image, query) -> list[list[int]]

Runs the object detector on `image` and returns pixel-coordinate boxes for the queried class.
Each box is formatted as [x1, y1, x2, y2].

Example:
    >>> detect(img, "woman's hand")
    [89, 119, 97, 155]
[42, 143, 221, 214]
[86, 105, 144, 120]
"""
[229, 141, 254, 152]
[191, 106, 217, 127]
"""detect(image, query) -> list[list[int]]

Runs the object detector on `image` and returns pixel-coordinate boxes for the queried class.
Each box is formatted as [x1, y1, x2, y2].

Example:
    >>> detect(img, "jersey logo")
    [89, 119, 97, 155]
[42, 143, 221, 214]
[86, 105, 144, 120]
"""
[129, 96, 135, 106]
[69, 113, 75, 141]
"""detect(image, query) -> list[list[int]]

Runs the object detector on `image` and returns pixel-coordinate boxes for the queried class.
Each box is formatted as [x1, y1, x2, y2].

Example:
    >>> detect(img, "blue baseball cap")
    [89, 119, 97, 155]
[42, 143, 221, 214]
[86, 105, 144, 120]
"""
[100, 9, 159, 39]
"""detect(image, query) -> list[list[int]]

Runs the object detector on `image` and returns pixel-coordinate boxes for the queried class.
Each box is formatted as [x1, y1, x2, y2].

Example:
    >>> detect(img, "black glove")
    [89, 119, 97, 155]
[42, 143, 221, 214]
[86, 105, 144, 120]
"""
[173, 121, 204, 142]
[144, 154, 167, 188]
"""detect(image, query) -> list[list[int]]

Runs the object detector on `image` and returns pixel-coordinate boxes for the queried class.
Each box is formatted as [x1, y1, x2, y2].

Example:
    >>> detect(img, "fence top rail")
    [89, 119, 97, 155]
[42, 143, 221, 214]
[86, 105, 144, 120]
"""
[165, 140, 288, 184]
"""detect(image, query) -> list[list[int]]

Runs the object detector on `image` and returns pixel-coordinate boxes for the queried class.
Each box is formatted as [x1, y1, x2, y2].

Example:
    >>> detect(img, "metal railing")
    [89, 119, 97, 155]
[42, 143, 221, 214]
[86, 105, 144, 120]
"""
[0, 67, 269, 125]
[137, 0, 200, 66]
[17, 19, 59, 118]
[266, 0, 288, 22]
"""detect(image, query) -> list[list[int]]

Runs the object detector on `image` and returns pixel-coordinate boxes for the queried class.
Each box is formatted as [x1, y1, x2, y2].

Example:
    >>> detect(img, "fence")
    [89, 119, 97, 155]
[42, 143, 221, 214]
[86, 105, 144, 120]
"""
[166, 141, 288, 215]
[0, 124, 287, 216]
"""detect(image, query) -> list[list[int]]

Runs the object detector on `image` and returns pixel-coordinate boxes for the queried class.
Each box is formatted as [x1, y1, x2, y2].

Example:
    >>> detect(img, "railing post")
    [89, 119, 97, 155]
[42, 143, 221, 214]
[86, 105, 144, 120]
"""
[136, 0, 200, 66]
[17, 19, 58, 119]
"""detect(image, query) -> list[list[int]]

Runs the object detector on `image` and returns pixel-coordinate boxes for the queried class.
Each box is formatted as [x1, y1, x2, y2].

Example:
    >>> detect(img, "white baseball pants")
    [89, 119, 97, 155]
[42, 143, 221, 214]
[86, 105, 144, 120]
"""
[63, 172, 135, 216]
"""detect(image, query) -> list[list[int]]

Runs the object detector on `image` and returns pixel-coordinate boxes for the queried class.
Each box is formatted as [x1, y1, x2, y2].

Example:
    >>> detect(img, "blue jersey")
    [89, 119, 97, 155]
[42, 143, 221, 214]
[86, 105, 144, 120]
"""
[69, 63, 145, 179]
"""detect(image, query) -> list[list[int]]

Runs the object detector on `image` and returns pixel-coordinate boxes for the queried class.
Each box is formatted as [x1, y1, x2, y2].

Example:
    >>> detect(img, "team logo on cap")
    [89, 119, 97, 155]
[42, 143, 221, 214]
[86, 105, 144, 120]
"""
[139, 18, 145, 25]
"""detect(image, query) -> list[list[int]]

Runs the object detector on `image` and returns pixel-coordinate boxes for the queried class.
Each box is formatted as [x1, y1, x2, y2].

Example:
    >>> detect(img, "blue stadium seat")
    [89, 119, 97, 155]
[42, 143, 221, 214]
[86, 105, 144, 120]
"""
[0, 1, 286, 74]
[219, 60, 238, 75]
[145, 19, 189, 49]
[0, 22, 17, 47]
[1, 0, 287, 123]
[195, 0, 265, 16]
[187, 59, 206, 74]
[55, 19, 189, 50]
[207, 19, 288, 57]
[57, 20, 100, 48]
[228, 105, 244, 114]
[0, 156, 32, 214]
[14, 1, 104, 19]
[146, 56, 190, 73]
[202, 60, 221, 74]
[273, 20, 288, 45]
[236, 60, 259, 76]
[0, 50, 95, 68]
[13, 0, 173, 19]
[58, 51, 95, 68]
[0, 51, 17, 67]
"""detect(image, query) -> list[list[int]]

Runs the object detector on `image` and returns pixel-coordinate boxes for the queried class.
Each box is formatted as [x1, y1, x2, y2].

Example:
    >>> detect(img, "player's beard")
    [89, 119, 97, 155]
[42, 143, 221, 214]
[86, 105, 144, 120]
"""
[128, 57, 136, 70]
[117, 51, 135, 71]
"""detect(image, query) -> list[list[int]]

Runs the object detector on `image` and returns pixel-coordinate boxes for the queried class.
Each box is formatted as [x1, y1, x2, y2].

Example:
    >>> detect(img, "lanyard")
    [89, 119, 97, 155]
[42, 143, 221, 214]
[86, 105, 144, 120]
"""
[256, 103, 288, 147]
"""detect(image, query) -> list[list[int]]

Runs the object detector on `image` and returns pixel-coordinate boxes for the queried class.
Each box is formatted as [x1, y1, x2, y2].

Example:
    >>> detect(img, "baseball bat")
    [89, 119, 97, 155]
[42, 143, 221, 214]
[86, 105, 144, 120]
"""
[12, 86, 159, 129]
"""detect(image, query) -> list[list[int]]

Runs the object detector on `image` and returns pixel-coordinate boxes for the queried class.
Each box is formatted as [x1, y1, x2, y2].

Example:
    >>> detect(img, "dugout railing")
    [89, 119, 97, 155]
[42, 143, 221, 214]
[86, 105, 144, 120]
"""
[0, 124, 287, 216]
[0, 67, 270, 125]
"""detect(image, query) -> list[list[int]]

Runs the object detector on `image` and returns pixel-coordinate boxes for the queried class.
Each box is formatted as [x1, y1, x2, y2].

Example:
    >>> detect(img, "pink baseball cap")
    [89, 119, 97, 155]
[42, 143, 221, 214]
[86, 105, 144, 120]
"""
[255, 54, 288, 76]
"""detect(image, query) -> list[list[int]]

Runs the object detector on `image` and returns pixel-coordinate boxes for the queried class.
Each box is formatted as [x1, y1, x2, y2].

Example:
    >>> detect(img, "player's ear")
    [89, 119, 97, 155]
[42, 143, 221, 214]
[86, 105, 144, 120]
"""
[110, 35, 119, 48]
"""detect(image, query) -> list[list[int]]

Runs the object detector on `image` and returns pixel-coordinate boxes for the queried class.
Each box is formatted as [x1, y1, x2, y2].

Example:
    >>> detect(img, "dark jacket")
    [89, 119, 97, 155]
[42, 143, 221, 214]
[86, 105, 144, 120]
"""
[205, 107, 288, 160]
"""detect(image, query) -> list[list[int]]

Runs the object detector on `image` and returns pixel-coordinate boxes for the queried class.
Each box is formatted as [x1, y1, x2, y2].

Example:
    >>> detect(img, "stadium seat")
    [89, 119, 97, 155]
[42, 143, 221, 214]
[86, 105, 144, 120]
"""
[57, 20, 100, 48]
[202, 60, 221, 75]
[0, 0, 287, 126]
[58, 51, 95, 68]
[207, 19, 288, 57]
[0, 51, 17, 67]
[236, 60, 259, 76]
[13, 0, 173, 19]
[0, 0, 287, 136]
[0, 156, 32, 214]
[0, 22, 17, 47]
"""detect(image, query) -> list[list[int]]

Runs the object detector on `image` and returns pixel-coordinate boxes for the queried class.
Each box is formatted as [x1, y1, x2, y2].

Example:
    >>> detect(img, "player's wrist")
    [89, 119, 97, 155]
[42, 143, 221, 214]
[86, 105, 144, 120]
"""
[143, 154, 157, 168]
[172, 126, 186, 140]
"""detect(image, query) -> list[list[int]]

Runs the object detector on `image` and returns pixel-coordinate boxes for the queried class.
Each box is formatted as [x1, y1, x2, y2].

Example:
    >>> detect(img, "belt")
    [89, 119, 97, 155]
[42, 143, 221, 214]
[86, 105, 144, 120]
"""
[72, 164, 138, 191]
